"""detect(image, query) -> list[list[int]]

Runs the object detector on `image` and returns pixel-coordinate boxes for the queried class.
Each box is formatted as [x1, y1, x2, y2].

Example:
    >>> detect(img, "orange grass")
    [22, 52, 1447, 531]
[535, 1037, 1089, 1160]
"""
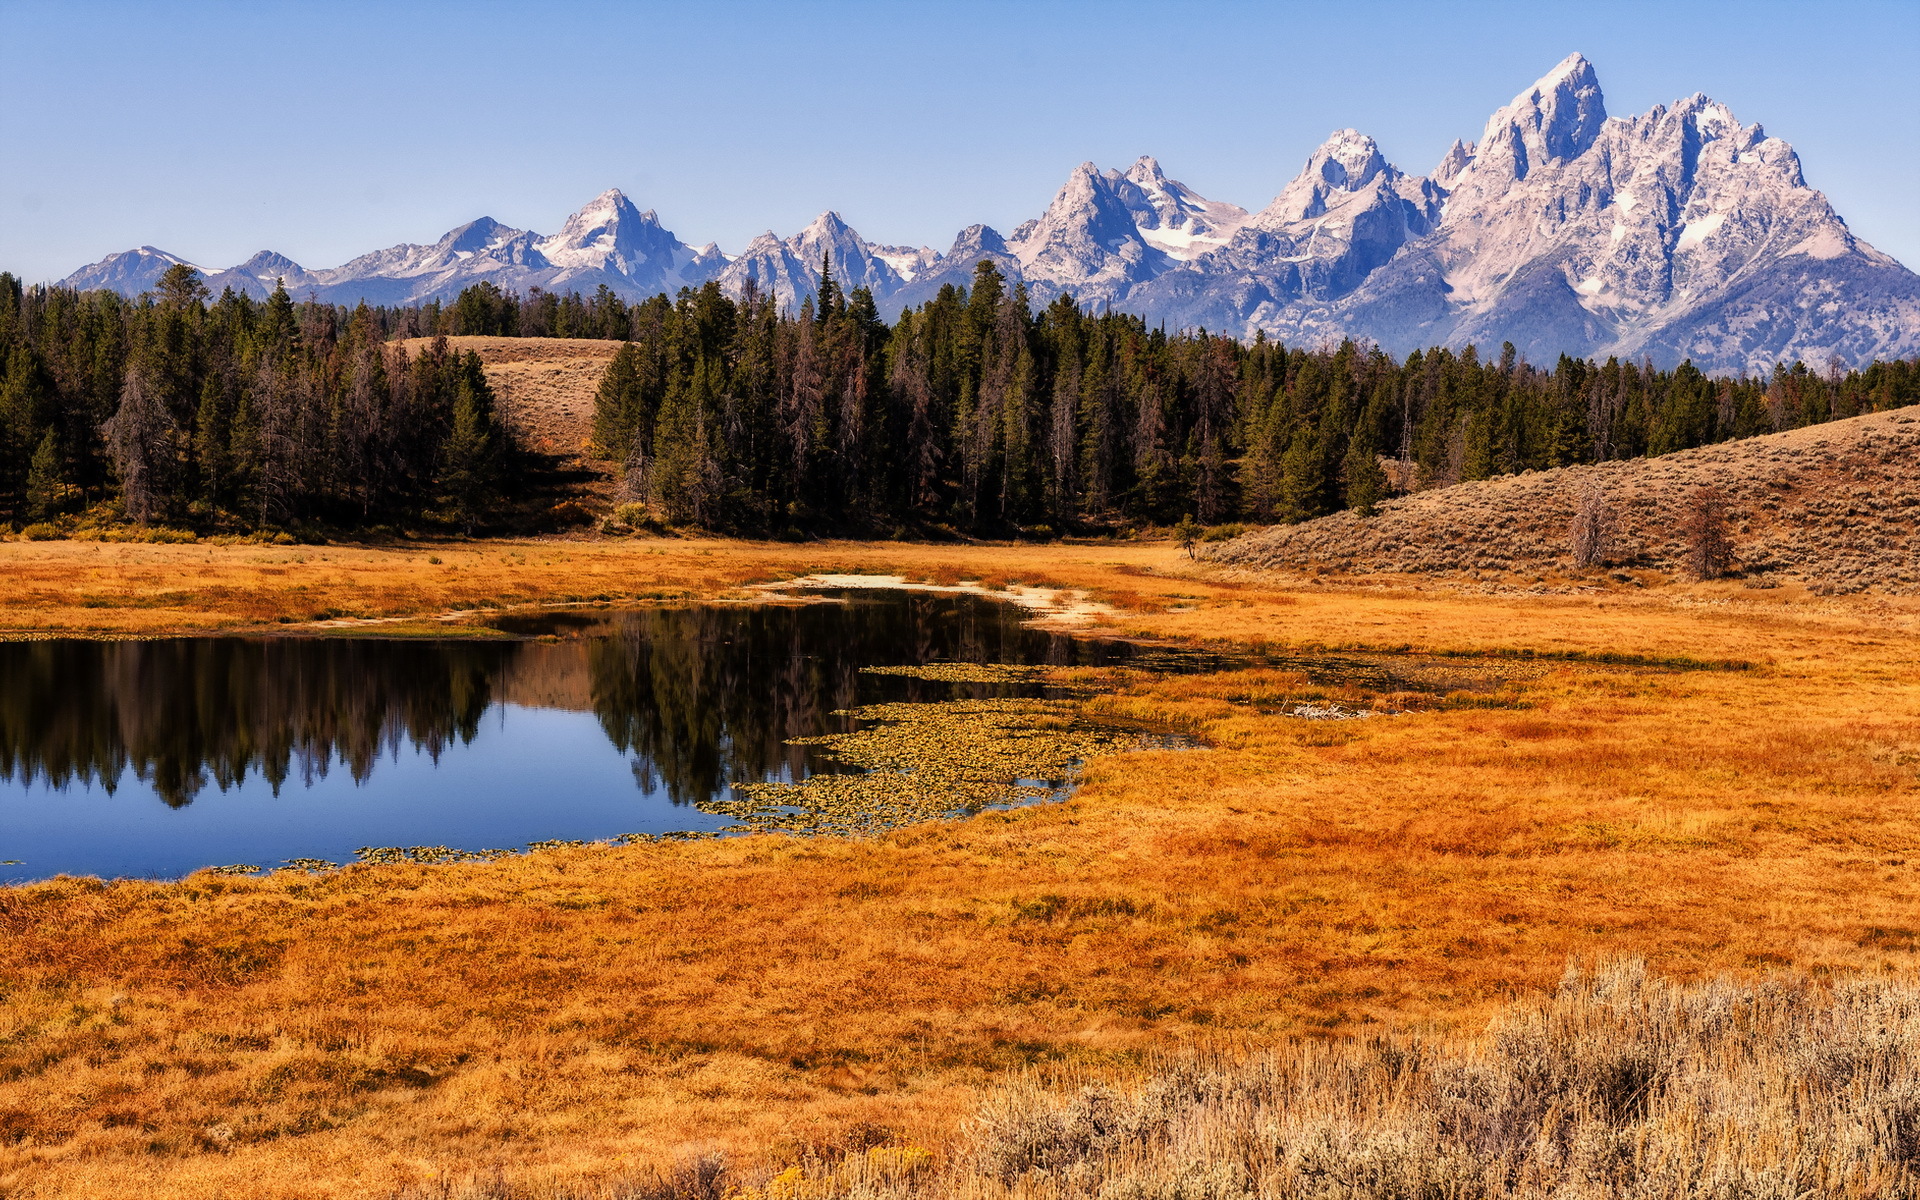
[3, 539, 1920, 1196]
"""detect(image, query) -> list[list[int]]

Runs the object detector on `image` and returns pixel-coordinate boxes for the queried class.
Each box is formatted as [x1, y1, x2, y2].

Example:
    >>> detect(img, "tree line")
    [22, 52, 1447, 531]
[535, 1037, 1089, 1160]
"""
[0, 265, 508, 532]
[2, 258, 1915, 536]
[591, 259, 1920, 534]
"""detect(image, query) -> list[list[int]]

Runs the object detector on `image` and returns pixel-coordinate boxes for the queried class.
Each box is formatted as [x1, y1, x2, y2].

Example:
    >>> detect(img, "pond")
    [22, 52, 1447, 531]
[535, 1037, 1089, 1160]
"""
[0, 591, 1158, 882]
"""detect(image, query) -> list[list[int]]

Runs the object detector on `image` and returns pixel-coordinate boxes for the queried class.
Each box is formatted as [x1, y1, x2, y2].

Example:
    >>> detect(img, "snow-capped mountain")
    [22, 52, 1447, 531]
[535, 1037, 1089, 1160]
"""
[54, 55, 1920, 371]
[62, 246, 196, 295]
[1129, 130, 1447, 320]
[715, 211, 915, 308]
[67, 190, 726, 308]
[1276, 54, 1920, 370]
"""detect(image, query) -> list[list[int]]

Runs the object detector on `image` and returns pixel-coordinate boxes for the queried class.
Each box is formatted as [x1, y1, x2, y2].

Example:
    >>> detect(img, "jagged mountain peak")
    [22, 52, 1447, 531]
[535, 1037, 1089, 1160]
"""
[57, 246, 196, 296]
[535, 190, 697, 285]
[1006, 156, 1248, 287]
[1432, 139, 1476, 188]
[1123, 155, 1168, 187]
[947, 224, 1009, 257]
[1252, 129, 1409, 230]
[236, 250, 302, 272]
[439, 217, 527, 257]
[801, 211, 856, 237]
[1472, 51, 1608, 183]
[714, 208, 906, 308]
[1308, 129, 1393, 190]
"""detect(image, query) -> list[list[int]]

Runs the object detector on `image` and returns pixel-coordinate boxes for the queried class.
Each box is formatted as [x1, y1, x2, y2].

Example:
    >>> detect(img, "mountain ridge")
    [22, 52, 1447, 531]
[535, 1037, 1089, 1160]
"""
[54, 54, 1920, 374]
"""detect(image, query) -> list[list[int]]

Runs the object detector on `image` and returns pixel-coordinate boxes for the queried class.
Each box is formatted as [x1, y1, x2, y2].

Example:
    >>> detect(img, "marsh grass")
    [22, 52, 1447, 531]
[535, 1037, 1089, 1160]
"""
[8, 537, 1920, 1197]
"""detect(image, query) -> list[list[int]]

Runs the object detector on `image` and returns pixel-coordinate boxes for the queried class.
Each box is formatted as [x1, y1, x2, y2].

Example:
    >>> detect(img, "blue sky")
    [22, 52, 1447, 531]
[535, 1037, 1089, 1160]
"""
[3, 0, 1916, 283]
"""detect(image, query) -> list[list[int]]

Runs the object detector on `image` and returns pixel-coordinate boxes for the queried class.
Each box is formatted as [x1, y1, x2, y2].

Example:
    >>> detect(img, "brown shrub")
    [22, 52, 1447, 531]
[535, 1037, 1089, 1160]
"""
[1681, 485, 1735, 580]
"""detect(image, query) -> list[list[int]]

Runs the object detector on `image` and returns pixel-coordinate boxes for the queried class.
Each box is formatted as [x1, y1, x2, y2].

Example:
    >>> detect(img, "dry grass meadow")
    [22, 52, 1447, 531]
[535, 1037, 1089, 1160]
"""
[4, 535, 1920, 1196]
[392, 336, 622, 458]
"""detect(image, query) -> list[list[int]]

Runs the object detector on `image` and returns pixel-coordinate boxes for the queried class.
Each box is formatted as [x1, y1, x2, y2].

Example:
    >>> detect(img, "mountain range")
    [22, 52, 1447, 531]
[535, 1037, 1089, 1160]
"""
[57, 55, 1920, 374]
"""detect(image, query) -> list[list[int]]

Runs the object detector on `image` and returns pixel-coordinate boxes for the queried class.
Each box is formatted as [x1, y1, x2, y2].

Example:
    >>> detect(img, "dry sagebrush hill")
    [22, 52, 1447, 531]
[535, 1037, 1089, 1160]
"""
[1209, 407, 1920, 594]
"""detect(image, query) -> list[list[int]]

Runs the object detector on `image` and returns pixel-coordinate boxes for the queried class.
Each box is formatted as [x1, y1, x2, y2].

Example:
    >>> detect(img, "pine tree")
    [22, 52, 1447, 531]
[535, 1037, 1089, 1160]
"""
[24, 427, 63, 521]
[593, 342, 649, 458]
[1341, 423, 1387, 516]
[439, 353, 501, 533]
[193, 375, 231, 506]
[815, 253, 843, 325]
[1277, 428, 1327, 523]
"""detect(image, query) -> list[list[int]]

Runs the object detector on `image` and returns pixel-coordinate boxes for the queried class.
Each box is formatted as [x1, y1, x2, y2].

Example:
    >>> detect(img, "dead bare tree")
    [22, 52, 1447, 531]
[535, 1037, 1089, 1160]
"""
[103, 363, 177, 525]
[1569, 485, 1616, 568]
[1681, 485, 1735, 580]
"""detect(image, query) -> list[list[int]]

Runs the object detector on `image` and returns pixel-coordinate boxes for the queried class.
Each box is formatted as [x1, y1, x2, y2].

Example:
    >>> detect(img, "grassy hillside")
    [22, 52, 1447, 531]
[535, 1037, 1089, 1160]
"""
[1210, 407, 1920, 594]
[392, 336, 619, 459]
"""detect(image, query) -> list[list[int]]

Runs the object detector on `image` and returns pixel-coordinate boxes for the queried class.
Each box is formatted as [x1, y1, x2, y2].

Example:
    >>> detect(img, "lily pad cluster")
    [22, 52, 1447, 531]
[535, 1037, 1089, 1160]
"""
[859, 662, 1052, 684]
[354, 844, 514, 865]
[708, 695, 1146, 836]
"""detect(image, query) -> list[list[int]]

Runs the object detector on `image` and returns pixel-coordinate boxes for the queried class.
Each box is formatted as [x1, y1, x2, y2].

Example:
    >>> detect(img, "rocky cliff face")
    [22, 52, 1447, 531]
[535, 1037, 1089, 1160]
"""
[57, 55, 1920, 372]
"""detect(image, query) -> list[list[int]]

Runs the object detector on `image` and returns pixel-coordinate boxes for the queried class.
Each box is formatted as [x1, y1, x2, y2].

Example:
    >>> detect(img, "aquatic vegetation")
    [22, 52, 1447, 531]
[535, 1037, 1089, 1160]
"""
[714, 696, 1157, 836]
[354, 844, 514, 865]
[859, 661, 1051, 684]
[278, 857, 340, 872]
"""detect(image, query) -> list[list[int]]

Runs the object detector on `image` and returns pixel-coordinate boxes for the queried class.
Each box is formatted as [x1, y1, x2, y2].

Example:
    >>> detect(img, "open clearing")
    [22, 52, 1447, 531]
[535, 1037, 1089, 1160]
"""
[392, 335, 620, 458]
[2, 539, 1919, 1197]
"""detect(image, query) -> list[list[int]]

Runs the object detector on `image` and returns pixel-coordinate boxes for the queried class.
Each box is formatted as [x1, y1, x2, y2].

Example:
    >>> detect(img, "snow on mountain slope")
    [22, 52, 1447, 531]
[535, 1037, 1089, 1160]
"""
[533, 189, 708, 295]
[1324, 54, 1920, 369]
[1006, 161, 1171, 302]
[60, 194, 716, 307]
[60, 246, 196, 295]
[713, 211, 910, 309]
[1118, 156, 1248, 260]
[1124, 131, 1446, 331]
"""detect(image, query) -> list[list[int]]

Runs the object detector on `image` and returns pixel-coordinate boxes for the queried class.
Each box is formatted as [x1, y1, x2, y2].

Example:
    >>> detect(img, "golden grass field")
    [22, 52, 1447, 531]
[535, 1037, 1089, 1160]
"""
[3, 536, 1920, 1197]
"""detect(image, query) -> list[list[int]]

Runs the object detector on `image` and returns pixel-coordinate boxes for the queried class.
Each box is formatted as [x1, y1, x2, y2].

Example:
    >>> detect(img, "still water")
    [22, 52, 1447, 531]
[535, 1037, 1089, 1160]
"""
[0, 592, 1151, 882]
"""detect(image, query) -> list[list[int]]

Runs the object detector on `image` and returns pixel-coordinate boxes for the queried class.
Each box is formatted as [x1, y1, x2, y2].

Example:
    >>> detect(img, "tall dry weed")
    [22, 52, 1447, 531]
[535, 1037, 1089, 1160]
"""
[946, 960, 1920, 1199]
[406, 962, 1920, 1199]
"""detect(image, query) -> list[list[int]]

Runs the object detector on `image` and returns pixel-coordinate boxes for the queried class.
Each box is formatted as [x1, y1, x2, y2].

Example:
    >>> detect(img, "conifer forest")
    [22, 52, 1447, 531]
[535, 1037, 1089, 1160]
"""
[1, 260, 1915, 537]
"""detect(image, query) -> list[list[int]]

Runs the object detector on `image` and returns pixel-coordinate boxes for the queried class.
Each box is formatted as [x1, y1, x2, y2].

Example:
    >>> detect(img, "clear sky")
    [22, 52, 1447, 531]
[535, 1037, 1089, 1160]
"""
[4, 0, 1916, 283]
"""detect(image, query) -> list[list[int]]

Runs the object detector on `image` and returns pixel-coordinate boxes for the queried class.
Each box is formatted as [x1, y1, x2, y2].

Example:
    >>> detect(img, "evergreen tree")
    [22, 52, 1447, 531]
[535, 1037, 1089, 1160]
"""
[24, 427, 63, 521]
[439, 353, 501, 532]
[1342, 422, 1388, 517]
[815, 253, 843, 325]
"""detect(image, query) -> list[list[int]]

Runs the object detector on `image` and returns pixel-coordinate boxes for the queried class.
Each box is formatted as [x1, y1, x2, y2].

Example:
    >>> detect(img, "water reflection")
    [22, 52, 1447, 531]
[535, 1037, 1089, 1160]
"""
[0, 639, 503, 808]
[0, 593, 1141, 879]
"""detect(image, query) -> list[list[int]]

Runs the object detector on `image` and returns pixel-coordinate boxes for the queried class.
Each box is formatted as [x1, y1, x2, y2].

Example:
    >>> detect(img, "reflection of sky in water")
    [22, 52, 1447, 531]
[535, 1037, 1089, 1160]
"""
[1, 705, 745, 883]
[0, 593, 1151, 881]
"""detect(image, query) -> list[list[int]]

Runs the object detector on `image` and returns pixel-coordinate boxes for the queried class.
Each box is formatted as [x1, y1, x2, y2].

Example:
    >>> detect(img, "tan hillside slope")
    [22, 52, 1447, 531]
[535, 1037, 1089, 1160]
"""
[1209, 407, 1920, 593]
[393, 335, 619, 456]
